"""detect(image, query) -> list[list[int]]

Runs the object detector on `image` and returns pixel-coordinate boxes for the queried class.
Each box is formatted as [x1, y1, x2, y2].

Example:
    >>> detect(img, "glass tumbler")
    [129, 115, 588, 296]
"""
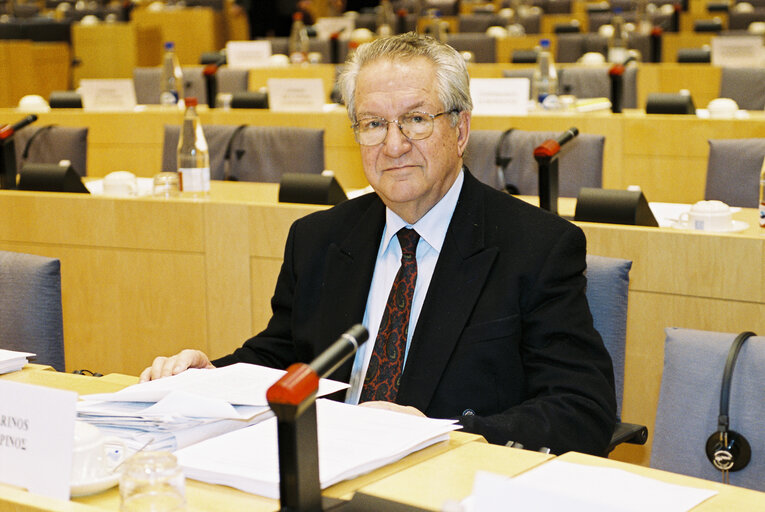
[120, 451, 185, 512]
[152, 172, 180, 198]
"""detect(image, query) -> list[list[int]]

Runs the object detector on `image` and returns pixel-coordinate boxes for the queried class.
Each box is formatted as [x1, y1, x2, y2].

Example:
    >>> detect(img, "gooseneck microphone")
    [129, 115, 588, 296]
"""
[556, 126, 579, 147]
[309, 324, 368, 378]
[0, 114, 38, 140]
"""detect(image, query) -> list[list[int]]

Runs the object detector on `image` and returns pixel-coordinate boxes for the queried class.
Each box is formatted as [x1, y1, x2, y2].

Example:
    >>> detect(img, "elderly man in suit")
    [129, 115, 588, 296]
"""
[141, 33, 616, 456]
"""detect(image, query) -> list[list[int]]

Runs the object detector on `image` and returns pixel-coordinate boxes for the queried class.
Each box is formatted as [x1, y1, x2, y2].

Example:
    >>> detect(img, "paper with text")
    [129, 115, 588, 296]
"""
[0, 381, 77, 500]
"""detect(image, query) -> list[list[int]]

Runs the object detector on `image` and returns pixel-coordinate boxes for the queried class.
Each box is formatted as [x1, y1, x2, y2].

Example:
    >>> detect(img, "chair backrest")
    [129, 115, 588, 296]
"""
[13, 125, 88, 177]
[446, 33, 496, 63]
[704, 138, 765, 207]
[728, 9, 765, 30]
[584, 255, 631, 420]
[557, 66, 639, 110]
[215, 67, 249, 95]
[458, 13, 506, 33]
[133, 67, 207, 105]
[0, 250, 65, 371]
[162, 125, 325, 182]
[464, 129, 604, 196]
[651, 328, 765, 492]
[719, 67, 765, 110]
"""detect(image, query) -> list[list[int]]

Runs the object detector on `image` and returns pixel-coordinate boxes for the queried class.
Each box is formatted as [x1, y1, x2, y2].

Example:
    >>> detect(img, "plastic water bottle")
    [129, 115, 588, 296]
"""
[177, 97, 210, 198]
[160, 41, 184, 107]
[288, 12, 309, 64]
[531, 39, 558, 106]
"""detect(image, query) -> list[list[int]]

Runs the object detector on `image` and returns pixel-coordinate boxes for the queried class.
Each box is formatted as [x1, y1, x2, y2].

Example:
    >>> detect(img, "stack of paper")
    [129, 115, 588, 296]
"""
[175, 399, 461, 499]
[0, 349, 34, 374]
[78, 363, 350, 453]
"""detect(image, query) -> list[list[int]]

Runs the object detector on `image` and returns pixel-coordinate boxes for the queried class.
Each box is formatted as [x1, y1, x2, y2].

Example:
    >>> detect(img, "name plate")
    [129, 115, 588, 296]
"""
[79, 79, 137, 111]
[226, 40, 273, 69]
[0, 381, 77, 499]
[470, 78, 530, 116]
[267, 78, 326, 112]
[711, 35, 764, 67]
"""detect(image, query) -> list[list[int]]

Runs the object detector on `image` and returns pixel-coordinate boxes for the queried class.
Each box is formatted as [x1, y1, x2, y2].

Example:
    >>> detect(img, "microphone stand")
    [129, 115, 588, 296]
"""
[266, 325, 367, 512]
[533, 127, 579, 215]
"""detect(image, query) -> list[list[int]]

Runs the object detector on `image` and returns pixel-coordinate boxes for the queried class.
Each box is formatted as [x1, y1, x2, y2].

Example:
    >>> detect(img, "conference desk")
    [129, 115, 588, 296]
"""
[2, 366, 765, 511]
[0, 182, 763, 469]
[2, 105, 764, 203]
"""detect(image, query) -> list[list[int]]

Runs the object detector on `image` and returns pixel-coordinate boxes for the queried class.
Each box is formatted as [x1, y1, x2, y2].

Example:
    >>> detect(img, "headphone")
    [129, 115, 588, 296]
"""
[22, 125, 56, 164]
[222, 124, 248, 181]
[705, 331, 756, 477]
[494, 128, 519, 195]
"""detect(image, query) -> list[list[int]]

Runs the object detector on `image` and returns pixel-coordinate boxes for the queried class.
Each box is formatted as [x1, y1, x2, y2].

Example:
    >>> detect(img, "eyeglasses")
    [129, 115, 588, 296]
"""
[352, 110, 457, 146]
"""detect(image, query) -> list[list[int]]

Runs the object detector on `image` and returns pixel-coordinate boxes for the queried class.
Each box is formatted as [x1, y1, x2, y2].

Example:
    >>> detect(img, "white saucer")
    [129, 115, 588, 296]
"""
[71, 472, 120, 497]
[670, 220, 749, 233]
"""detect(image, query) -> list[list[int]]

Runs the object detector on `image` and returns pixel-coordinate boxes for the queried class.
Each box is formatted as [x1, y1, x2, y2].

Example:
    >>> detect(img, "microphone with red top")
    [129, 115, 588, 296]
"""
[533, 127, 579, 215]
[0, 114, 37, 140]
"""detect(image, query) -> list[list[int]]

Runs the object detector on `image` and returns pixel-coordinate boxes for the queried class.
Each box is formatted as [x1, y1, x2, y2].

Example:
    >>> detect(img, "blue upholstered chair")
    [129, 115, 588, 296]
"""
[162, 125, 325, 182]
[719, 67, 765, 111]
[651, 328, 765, 491]
[464, 129, 604, 196]
[13, 125, 89, 177]
[704, 138, 765, 208]
[585, 255, 648, 452]
[0, 250, 65, 371]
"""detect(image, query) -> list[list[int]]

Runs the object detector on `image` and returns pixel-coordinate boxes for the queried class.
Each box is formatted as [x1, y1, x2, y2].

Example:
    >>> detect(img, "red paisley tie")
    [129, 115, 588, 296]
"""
[360, 228, 420, 402]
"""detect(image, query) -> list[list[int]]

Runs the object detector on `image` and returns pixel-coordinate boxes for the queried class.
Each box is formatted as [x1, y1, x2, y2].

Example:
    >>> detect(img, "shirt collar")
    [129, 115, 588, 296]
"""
[381, 168, 464, 253]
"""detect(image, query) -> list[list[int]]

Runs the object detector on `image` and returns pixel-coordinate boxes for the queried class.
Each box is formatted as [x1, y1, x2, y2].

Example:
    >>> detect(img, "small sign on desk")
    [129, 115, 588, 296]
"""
[470, 78, 530, 116]
[711, 35, 764, 67]
[79, 79, 137, 111]
[0, 381, 77, 499]
[226, 40, 273, 69]
[267, 78, 326, 112]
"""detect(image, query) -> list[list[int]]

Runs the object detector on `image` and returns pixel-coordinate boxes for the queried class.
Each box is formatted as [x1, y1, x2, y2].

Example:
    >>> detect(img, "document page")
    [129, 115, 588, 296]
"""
[82, 363, 350, 406]
[175, 399, 461, 499]
[468, 461, 717, 512]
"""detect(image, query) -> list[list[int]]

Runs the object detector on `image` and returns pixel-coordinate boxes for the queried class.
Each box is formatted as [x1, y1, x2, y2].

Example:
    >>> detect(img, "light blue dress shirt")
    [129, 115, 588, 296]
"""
[345, 170, 464, 405]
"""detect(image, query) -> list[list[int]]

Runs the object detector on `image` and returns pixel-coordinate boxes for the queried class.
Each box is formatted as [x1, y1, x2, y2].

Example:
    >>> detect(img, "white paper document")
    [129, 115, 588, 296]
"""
[82, 363, 350, 406]
[0, 349, 34, 374]
[468, 461, 717, 512]
[175, 399, 460, 499]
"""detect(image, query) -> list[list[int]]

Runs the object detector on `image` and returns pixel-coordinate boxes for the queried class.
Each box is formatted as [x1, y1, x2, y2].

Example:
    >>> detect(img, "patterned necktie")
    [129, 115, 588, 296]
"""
[360, 228, 420, 402]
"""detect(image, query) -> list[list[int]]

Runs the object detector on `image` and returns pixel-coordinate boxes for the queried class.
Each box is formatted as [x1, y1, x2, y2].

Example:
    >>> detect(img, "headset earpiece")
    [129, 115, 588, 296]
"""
[706, 429, 752, 472]
[705, 331, 756, 477]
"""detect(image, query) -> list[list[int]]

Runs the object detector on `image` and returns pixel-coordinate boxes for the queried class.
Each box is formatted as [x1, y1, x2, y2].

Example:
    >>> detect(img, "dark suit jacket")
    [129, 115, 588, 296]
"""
[213, 169, 616, 455]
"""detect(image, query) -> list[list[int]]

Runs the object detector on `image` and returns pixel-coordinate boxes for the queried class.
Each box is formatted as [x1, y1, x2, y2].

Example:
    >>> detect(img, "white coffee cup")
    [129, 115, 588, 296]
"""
[677, 200, 734, 231]
[71, 421, 126, 483]
[103, 171, 137, 197]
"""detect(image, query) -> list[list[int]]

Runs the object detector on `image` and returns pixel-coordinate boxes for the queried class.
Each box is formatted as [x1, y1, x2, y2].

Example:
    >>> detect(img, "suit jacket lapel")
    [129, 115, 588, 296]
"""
[317, 196, 386, 380]
[397, 171, 499, 411]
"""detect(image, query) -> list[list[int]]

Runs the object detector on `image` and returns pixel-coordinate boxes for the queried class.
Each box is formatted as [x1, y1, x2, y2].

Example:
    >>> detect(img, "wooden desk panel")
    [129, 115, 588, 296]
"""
[357, 443, 552, 510]
[0, 41, 70, 108]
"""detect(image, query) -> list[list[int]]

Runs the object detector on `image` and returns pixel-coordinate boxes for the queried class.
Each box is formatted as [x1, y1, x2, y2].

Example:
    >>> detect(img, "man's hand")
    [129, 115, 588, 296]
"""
[358, 401, 426, 417]
[139, 349, 214, 382]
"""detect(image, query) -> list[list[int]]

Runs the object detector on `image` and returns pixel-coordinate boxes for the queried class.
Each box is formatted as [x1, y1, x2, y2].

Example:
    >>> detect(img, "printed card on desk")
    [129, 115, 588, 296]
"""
[470, 78, 530, 116]
[267, 78, 325, 112]
[226, 40, 273, 69]
[0, 380, 77, 499]
[79, 79, 137, 111]
[711, 35, 764, 67]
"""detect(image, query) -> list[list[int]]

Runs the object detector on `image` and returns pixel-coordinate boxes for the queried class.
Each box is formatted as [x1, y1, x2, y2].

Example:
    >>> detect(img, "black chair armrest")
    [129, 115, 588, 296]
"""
[609, 421, 649, 453]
